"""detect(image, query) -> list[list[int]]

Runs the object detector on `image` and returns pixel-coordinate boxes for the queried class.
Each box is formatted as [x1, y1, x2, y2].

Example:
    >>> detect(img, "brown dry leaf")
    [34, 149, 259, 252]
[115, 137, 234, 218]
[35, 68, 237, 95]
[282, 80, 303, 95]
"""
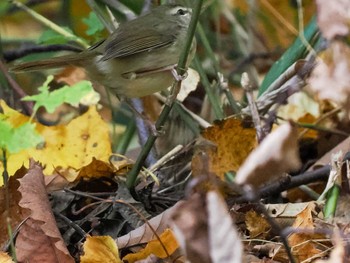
[200, 118, 257, 179]
[309, 41, 350, 113]
[44, 173, 71, 193]
[288, 202, 327, 262]
[123, 229, 179, 263]
[207, 191, 243, 263]
[235, 122, 301, 187]
[252, 243, 288, 263]
[171, 193, 210, 263]
[316, 0, 350, 40]
[0, 166, 29, 249]
[0, 252, 15, 263]
[80, 235, 122, 263]
[16, 160, 74, 262]
[116, 201, 182, 249]
[0, 100, 111, 183]
[266, 202, 320, 229]
[245, 210, 270, 238]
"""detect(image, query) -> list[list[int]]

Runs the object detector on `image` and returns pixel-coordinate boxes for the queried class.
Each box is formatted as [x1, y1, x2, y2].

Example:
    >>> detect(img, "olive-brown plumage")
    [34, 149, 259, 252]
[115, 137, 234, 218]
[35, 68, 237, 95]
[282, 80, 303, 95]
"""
[11, 4, 196, 98]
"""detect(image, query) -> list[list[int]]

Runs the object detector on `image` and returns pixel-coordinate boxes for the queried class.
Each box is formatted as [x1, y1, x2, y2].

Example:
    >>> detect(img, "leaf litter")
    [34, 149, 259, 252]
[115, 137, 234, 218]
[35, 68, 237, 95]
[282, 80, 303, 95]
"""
[2, 1, 350, 262]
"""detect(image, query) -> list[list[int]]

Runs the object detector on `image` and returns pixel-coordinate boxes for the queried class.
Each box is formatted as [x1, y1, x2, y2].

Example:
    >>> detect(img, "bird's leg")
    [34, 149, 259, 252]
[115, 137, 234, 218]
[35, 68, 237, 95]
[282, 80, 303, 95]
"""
[165, 67, 188, 106]
[171, 67, 188, 81]
[122, 98, 162, 137]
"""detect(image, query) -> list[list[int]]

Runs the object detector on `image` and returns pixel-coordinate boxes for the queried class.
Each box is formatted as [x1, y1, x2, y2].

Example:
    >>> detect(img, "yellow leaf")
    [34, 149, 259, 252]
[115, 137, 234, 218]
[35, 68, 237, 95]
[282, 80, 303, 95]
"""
[198, 118, 257, 179]
[81, 236, 122, 263]
[0, 100, 111, 185]
[123, 229, 179, 263]
[0, 252, 15, 263]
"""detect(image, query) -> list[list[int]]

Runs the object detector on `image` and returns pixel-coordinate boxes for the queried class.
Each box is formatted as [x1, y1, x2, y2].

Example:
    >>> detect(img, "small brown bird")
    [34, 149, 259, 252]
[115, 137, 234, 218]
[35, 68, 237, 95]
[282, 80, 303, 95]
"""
[11, 4, 196, 99]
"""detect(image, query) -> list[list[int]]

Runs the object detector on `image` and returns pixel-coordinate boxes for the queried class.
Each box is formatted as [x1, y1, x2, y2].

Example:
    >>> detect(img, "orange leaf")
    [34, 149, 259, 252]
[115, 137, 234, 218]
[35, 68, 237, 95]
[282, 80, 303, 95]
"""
[199, 118, 257, 179]
[123, 229, 179, 263]
[288, 202, 326, 262]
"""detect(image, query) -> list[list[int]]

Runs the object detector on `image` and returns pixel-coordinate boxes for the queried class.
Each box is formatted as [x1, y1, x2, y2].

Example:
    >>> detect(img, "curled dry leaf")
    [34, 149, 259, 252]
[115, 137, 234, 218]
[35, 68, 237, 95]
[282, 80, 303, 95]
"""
[177, 68, 200, 102]
[116, 201, 183, 249]
[309, 41, 350, 113]
[316, 0, 350, 39]
[235, 122, 301, 187]
[207, 191, 243, 263]
[171, 191, 243, 263]
[16, 160, 74, 262]
[171, 193, 210, 263]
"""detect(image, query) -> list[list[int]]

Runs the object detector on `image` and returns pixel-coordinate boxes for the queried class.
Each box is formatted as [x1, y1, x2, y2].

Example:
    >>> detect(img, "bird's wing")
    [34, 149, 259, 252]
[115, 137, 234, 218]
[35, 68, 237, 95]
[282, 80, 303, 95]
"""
[100, 28, 175, 61]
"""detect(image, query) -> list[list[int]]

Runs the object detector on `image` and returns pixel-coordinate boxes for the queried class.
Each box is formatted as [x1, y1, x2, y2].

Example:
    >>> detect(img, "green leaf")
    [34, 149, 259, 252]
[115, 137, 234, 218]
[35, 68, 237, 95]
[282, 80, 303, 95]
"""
[0, 120, 43, 154]
[82, 12, 104, 36]
[0, 2, 9, 16]
[38, 28, 76, 45]
[258, 16, 320, 96]
[22, 76, 100, 113]
[0, 121, 12, 150]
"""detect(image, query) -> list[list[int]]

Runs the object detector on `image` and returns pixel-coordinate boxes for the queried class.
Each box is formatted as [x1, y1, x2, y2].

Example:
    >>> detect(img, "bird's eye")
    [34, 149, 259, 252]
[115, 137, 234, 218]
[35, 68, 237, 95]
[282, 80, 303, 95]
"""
[176, 9, 186, 15]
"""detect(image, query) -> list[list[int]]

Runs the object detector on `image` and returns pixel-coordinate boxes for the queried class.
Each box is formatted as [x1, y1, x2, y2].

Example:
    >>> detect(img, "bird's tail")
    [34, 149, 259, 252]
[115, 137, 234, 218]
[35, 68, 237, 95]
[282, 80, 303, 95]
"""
[9, 53, 88, 72]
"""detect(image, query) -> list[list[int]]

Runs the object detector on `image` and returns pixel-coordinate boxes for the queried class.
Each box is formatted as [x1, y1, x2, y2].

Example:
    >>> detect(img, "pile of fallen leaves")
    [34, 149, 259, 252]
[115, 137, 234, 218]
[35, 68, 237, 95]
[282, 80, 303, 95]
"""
[1, 0, 350, 262]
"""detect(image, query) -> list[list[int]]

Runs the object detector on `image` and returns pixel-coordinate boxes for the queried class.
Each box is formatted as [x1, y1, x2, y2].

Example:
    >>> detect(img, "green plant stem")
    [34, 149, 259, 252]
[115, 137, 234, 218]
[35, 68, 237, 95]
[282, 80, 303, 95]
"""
[10, 0, 89, 48]
[1, 149, 9, 186]
[116, 119, 136, 154]
[197, 23, 240, 114]
[126, 0, 204, 190]
[197, 23, 220, 72]
[223, 87, 241, 114]
[324, 185, 340, 219]
[173, 102, 200, 135]
[194, 56, 224, 119]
